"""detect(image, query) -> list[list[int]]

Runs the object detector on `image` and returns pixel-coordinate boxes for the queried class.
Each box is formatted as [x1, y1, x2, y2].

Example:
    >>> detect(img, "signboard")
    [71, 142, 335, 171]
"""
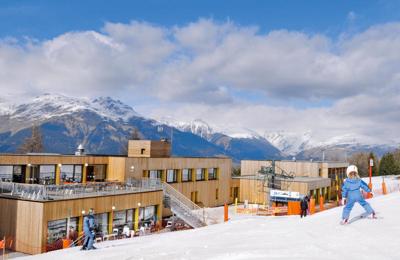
[270, 189, 300, 202]
[369, 159, 374, 167]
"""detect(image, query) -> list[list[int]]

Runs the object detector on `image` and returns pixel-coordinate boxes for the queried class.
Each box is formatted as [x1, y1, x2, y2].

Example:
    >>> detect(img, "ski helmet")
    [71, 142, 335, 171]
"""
[346, 165, 358, 177]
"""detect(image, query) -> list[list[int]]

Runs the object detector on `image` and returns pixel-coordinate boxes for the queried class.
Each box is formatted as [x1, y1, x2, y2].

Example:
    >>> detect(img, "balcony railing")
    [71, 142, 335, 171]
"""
[0, 179, 162, 201]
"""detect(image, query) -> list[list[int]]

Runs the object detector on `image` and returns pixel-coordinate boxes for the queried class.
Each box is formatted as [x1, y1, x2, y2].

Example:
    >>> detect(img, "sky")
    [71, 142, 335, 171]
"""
[1, 0, 400, 144]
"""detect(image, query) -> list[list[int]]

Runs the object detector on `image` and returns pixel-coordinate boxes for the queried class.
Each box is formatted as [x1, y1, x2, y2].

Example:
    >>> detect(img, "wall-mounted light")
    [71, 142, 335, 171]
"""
[27, 163, 32, 167]
[84, 163, 89, 167]
[58, 163, 62, 167]
[137, 202, 141, 207]
[81, 210, 86, 215]
[112, 206, 116, 211]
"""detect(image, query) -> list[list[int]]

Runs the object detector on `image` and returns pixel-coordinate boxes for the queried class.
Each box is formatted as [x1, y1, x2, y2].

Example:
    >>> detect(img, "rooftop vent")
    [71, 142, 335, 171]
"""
[75, 144, 85, 156]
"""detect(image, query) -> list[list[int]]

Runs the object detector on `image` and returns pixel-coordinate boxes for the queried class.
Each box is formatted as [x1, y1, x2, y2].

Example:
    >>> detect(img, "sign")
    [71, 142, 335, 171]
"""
[270, 189, 300, 202]
[370, 159, 374, 167]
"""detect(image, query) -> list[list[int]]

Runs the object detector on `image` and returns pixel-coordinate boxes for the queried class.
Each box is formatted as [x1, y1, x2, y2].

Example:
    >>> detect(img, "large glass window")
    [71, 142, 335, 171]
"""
[182, 169, 192, 182]
[0, 165, 13, 181]
[139, 205, 156, 226]
[47, 217, 78, 244]
[196, 168, 206, 181]
[94, 213, 109, 235]
[208, 168, 218, 180]
[86, 165, 107, 182]
[113, 210, 127, 231]
[61, 165, 82, 183]
[32, 165, 55, 185]
[149, 170, 163, 179]
[12, 165, 26, 183]
[166, 169, 178, 183]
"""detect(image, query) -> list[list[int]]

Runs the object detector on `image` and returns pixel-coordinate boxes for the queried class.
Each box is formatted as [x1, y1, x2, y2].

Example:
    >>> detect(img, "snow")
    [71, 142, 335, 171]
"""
[21, 186, 400, 260]
[265, 130, 313, 155]
[8, 94, 140, 122]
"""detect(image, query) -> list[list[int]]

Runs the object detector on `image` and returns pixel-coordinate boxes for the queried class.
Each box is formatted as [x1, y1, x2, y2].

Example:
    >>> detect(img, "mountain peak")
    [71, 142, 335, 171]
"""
[9, 93, 139, 122]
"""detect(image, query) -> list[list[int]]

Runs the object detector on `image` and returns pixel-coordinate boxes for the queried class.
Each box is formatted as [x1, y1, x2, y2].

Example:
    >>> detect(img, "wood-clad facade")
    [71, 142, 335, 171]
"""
[0, 142, 233, 255]
[238, 160, 348, 205]
[0, 191, 162, 255]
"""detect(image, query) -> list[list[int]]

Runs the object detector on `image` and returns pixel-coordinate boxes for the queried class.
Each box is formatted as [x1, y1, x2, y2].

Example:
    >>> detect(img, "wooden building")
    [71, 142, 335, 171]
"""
[0, 140, 233, 255]
[238, 160, 348, 205]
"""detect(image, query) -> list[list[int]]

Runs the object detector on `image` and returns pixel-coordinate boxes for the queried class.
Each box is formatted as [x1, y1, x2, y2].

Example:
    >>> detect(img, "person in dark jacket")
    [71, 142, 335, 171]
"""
[300, 197, 308, 218]
[82, 208, 96, 250]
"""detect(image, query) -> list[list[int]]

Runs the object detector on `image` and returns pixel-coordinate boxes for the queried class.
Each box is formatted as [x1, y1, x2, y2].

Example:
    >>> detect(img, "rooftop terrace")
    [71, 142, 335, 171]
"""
[0, 178, 162, 202]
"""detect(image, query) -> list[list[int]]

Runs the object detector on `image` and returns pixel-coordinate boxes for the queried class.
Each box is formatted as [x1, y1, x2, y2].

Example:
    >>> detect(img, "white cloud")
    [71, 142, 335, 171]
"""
[0, 19, 400, 143]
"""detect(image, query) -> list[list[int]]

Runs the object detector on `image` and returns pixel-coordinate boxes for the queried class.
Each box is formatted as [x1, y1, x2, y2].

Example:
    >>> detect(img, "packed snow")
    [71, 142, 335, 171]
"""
[21, 191, 400, 260]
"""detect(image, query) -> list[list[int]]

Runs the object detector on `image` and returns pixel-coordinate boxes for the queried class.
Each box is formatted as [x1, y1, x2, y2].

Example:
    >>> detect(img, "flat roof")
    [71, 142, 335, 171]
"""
[0, 153, 230, 160]
[232, 175, 331, 183]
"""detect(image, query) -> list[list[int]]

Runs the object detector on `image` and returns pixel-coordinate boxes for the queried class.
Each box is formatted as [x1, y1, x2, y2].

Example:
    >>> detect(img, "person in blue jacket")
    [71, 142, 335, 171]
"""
[82, 208, 96, 250]
[341, 165, 375, 224]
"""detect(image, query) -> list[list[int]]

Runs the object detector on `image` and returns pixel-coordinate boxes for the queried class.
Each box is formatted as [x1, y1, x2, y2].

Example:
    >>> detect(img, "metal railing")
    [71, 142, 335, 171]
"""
[0, 179, 162, 201]
[162, 182, 213, 228]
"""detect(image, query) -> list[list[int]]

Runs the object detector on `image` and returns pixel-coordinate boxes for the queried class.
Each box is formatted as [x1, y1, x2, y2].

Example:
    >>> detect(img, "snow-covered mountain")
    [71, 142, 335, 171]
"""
[265, 131, 313, 156]
[8, 94, 140, 123]
[0, 93, 397, 160]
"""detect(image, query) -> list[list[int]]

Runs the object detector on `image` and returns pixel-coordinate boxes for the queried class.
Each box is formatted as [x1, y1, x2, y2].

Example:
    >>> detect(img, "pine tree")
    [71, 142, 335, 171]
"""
[17, 125, 44, 153]
[379, 152, 400, 176]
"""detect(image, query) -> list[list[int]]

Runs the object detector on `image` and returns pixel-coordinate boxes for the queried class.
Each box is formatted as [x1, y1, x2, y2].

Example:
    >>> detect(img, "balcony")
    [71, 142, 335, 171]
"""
[0, 178, 162, 201]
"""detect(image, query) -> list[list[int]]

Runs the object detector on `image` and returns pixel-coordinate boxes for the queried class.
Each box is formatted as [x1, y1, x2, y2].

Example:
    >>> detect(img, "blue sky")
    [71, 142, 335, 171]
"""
[1, 1, 400, 143]
[1, 0, 400, 40]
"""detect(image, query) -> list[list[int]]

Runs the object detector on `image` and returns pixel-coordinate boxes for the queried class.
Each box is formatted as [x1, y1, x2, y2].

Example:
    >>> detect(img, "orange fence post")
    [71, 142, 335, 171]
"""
[224, 203, 229, 222]
[288, 201, 301, 215]
[382, 180, 387, 195]
[319, 196, 324, 211]
[62, 239, 72, 249]
[309, 198, 315, 215]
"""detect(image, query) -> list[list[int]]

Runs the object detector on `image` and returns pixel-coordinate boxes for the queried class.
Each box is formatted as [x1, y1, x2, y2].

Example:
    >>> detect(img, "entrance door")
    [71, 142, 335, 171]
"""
[12, 165, 26, 183]
[86, 166, 95, 182]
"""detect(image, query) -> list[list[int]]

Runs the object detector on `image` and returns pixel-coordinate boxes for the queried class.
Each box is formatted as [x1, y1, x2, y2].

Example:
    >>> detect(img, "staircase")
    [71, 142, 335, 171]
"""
[162, 183, 209, 228]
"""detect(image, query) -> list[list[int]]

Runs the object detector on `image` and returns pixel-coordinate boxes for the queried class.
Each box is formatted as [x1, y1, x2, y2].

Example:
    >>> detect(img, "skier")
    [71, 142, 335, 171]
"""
[82, 208, 97, 250]
[341, 165, 376, 224]
[300, 196, 308, 218]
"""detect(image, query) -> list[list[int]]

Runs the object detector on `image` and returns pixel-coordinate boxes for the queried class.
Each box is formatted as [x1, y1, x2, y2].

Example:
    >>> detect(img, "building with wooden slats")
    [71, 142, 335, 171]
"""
[0, 140, 233, 255]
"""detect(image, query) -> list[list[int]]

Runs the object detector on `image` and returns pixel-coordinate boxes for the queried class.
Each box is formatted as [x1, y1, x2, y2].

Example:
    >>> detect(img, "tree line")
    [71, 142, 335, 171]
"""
[349, 150, 400, 177]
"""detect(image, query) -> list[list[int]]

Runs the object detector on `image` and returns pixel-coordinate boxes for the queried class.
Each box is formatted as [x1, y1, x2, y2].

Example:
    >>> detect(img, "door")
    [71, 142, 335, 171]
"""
[86, 166, 95, 182]
[12, 165, 26, 183]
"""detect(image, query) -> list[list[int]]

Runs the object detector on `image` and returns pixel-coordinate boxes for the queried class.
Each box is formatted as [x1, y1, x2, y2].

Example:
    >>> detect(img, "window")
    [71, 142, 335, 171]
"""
[94, 213, 109, 235]
[113, 210, 127, 231]
[0, 165, 13, 181]
[208, 168, 218, 180]
[12, 165, 26, 183]
[86, 165, 107, 182]
[166, 169, 178, 183]
[196, 168, 206, 181]
[149, 170, 163, 179]
[61, 165, 82, 183]
[47, 217, 78, 245]
[141, 148, 145, 155]
[139, 205, 156, 226]
[216, 188, 219, 200]
[31, 165, 56, 185]
[182, 169, 192, 182]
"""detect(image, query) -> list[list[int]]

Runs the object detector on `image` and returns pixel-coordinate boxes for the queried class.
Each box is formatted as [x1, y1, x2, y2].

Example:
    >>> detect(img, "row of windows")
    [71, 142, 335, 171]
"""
[0, 164, 107, 184]
[146, 168, 219, 183]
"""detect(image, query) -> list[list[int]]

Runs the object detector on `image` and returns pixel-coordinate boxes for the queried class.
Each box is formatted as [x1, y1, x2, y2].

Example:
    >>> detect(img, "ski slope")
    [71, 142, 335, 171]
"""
[21, 192, 400, 260]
